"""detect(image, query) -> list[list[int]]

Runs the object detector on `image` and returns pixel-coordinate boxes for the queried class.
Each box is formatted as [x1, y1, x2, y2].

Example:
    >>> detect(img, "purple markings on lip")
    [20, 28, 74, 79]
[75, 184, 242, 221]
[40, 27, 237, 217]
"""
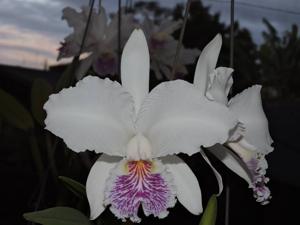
[105, 160, 176, 223]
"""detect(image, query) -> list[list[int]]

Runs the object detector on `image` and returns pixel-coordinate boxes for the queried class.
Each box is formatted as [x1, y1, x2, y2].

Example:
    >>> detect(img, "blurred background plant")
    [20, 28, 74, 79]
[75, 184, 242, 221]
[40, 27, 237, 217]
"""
[1, 1, 300, 225]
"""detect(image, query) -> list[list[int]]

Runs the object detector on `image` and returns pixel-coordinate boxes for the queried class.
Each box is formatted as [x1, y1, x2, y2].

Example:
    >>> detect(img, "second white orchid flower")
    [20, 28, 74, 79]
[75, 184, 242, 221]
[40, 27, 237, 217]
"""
[58, 5, 200, 81]
[142, 16, 200, 80]
[58, 6, 135, 78]
[44, 29, 238, 222]
[193, 34, 274, 204]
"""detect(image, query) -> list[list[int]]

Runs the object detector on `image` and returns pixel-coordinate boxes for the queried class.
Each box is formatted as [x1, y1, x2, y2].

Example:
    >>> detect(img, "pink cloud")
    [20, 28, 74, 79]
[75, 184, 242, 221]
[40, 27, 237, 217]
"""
[0, 25, 70, 68]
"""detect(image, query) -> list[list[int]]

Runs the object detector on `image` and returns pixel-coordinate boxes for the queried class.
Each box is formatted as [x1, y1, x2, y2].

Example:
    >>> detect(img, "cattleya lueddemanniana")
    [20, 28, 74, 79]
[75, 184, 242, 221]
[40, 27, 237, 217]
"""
[57, 5, 199, 81]
[141, 16, 200, 80]
[193, 34, 274, 204]
[58, 6, 136, 78]
[44, 29, 239, 222]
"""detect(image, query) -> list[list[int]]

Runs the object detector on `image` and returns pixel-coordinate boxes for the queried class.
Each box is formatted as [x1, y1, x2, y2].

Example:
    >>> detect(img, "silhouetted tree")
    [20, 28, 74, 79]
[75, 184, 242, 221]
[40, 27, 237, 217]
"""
[259, 18, 300, 100]
[172, 1, 259, 92]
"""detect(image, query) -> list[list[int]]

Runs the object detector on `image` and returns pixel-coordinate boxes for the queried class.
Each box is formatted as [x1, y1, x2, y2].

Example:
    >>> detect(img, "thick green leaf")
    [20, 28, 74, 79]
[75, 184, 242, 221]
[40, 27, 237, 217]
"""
[199, 195, 218, 225]
[0, 88, 34, 130]
[59, 176, 86, 199]
[23, 207, 91, 225]
[31, 78, 53, 125]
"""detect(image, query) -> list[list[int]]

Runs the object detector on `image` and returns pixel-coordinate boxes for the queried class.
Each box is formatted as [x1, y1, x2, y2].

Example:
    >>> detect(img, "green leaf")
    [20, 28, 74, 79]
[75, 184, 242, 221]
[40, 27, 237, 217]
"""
[59, 176, 86, 199]
[0, 88, 34, 130]
[199, 195, 218, 225]
[23, 207, 91, 225]
[31, 78, 53, 125]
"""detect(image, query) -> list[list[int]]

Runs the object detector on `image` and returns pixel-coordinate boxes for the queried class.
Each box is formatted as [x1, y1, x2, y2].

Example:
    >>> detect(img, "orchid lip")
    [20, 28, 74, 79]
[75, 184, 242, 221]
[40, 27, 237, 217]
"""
[104, 159, 176, 223]
[247, 154, 272, 204]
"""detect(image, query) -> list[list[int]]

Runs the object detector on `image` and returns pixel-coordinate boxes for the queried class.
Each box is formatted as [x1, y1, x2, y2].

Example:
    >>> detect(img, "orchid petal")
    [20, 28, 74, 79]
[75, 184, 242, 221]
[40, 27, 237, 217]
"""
[137, 80, 238, 157]
[44, 76, 135, 156]
[159, 64, 173, 80]
[193, 34, 222, 95]
[161, 155, 203, 215]
[62, 7, 85, 29]
[159, 20, 182, 34]
[86, 154, 121, 220]
[106, 12, 135, 46]
[227, 142, 256, 162]
[142, 16, 154, 37]
[151, 61, 164, 80]
[57, 37, 81, 60]
[228, 85, 273, 154]
[75, 54, 94, 80]
[207, 67, 234, 104]
[90, 7, 107, 41]
[221, 68, 234, 96]
[200, 150, 223, 195]
[179, 47, 201, 65]
[121, 29, 150, 114]
[207, 144, 253, 185]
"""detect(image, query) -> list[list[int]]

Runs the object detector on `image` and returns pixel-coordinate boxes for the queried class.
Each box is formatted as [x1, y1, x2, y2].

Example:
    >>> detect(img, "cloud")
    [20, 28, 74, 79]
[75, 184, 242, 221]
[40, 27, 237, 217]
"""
[0, 0, 73, 38]
[0, 0, 300, 68]
[0, 0, 82, 68]
[0, 25, 58, 51]
[0, 0, 118, 68]
[0, 25, 68, 68]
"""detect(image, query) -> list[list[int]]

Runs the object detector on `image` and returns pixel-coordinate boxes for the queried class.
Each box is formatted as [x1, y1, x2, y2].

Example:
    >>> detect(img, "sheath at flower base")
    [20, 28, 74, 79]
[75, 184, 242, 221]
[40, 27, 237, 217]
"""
[141, 16, 200, 80]
[58, 6, 135, 79]
[44, 29, 238, 222]
[193, 34, 274, 204]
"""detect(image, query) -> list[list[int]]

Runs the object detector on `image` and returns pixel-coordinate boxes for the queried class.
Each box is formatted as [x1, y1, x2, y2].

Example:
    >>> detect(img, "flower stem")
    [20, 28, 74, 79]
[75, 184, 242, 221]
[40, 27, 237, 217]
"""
[98, 0, 102, 13]
[230, 0, 235, 69]
[59, 0, 96, 89]
[171, 0, 192, 80]
[226, 1, 235, 225]
[118, 0, 122, 76]
[79, 0, 95, 56]
[228, 0, 235, 97]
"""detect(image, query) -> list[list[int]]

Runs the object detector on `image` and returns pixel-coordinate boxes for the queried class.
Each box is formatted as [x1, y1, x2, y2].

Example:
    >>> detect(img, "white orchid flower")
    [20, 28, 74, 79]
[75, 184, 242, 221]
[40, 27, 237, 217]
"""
[193, 34, 274, 204]
[142, 16, 200, 80]
[44, 29, 239, 222]
[58, 6, 136, 78]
